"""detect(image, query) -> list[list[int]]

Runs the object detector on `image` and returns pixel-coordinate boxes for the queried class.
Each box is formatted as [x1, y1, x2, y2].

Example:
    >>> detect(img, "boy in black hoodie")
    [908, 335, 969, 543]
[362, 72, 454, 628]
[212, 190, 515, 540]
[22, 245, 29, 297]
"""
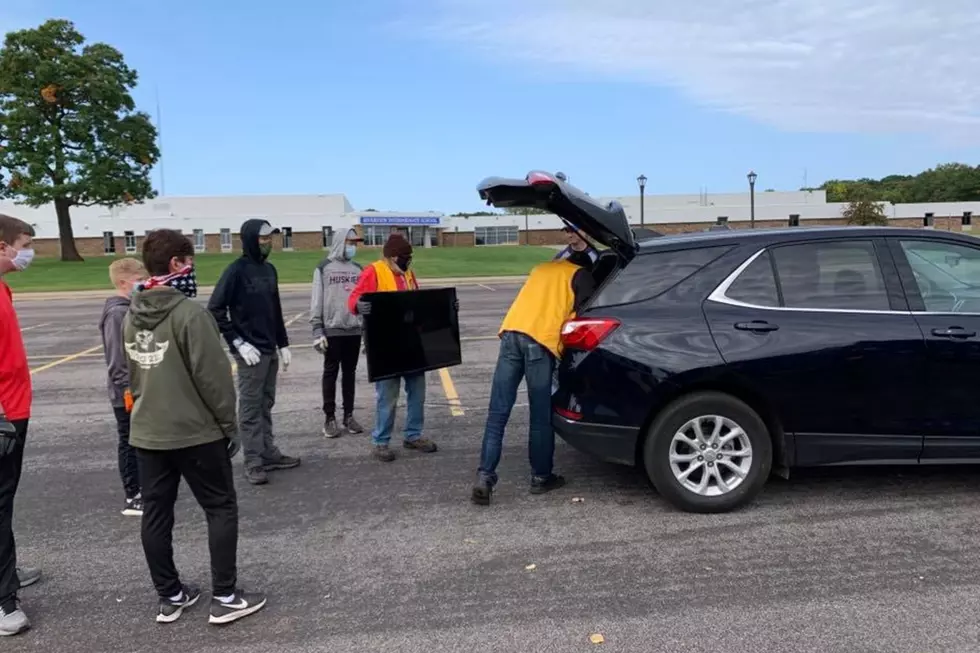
[99, 257, 147, 516]
[207, 219, 298, 486]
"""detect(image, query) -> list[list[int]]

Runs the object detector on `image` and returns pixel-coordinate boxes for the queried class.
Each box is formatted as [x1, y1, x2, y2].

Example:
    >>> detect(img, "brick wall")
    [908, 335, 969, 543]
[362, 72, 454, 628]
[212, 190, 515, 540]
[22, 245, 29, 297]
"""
[28, 217, 978, 257]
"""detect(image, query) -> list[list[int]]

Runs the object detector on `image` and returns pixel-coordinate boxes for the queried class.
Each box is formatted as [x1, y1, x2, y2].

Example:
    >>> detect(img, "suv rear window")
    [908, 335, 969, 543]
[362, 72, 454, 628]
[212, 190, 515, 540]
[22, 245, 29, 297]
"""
[591, 245, 734, 307]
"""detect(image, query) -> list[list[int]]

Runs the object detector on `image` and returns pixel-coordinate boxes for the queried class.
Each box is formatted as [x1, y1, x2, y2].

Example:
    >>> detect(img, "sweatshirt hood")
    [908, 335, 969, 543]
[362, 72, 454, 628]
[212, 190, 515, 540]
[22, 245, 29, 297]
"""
[129, 287, 187, 331]
[241, 218, 277, 262]
[100, 295, 131, 328]
[327, 228, 358, 262]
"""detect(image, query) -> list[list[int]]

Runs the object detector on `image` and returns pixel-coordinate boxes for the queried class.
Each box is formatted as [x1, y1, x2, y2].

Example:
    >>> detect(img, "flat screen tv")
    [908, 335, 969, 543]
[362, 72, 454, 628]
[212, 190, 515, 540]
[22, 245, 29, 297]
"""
[361, 287, 462, 382]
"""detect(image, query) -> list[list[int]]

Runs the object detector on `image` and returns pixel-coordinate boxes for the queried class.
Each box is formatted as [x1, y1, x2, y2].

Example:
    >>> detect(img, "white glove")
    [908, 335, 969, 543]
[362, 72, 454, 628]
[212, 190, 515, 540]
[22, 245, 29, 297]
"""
[313, 336, 328, 354]
[279, 346, 291, 370]
[233, 339, 261, 366]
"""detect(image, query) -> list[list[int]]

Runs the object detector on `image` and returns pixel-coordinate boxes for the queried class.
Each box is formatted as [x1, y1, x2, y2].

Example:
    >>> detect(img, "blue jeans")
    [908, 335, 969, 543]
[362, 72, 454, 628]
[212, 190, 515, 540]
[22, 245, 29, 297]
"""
[478, 331, 556, 486]
[371, 374, 426, 446]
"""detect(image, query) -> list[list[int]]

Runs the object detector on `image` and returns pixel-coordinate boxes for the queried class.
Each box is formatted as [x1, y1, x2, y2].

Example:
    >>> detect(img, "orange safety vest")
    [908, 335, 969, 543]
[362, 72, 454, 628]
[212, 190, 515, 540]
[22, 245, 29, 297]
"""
[371, 259, 418, 292]
[498, 260, 578, 357]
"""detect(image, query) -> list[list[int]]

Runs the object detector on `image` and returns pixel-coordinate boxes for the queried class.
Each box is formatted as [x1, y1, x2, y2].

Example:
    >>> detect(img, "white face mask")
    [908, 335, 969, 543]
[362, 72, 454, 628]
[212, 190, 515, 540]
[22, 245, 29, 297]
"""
[12, 248, 34, 271]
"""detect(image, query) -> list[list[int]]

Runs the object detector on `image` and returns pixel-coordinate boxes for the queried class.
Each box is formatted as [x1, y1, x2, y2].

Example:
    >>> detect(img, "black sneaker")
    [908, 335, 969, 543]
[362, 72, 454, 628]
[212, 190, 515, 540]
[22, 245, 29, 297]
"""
[156, 584, 201, 623]
[372, 444, 395, 462]
[245, 466, 268, 485]
[122, 495, 143, 517]
[471, 480, 493, 506]
[344, 415, 364, 434]
[323, 417, 342, 439]
[530, 474, 567, 495]
[208, 590, 267, 625]
[262, 454, 301, 471]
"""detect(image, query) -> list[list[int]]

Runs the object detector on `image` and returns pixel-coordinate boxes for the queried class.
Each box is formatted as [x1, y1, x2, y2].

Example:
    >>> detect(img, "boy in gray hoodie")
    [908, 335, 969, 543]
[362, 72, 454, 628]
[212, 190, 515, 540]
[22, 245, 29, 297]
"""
[310, 228, 365, 438]
[99, 258, 147, 516]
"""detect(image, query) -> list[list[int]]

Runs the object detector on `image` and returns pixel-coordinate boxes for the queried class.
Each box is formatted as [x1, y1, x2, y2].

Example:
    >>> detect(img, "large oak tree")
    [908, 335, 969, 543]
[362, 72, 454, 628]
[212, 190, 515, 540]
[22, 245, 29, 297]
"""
[0, 19, 159, 261]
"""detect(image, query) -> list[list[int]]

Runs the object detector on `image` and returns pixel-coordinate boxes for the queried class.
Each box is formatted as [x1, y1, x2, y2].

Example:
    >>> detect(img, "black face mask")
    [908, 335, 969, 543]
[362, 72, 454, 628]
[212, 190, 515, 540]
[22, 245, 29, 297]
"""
[396, 255, 412, 272]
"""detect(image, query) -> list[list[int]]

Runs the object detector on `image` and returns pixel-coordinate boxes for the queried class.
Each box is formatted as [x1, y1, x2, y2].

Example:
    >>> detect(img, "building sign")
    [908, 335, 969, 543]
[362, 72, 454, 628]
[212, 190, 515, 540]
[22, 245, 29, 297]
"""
[359, 216, 441, 226]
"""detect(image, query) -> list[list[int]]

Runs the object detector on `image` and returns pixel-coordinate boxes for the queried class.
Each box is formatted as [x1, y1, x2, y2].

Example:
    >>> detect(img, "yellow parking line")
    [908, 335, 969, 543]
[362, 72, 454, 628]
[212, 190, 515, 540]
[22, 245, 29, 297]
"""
[30, 344, 103, 375]
[439, 368, 465, 417]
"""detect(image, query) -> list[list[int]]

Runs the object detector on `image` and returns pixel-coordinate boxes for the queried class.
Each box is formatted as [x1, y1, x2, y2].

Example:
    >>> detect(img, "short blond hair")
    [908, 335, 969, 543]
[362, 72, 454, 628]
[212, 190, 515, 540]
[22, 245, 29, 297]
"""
[108, 257, 147, 287]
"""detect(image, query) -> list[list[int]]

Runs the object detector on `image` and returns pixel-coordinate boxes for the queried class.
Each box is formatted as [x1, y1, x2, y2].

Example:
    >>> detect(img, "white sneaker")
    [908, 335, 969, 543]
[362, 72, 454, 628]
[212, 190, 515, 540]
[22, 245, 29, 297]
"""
[0, 604, 30, 636]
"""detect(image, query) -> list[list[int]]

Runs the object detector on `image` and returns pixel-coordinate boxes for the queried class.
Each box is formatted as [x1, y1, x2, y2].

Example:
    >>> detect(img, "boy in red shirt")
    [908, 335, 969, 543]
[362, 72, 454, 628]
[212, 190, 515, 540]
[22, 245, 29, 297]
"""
[0, 214, 40, 636]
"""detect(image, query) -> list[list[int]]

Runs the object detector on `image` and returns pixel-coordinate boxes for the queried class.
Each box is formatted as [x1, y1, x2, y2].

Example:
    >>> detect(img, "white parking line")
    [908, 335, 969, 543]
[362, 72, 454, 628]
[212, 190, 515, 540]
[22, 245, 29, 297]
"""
[477, 284, 496, 292]
[20, 322, 51, 332]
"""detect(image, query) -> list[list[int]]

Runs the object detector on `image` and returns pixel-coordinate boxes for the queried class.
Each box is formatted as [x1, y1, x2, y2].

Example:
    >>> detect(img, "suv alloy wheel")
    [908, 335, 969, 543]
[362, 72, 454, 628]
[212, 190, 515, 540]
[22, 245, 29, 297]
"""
[643, 392, 772, 513]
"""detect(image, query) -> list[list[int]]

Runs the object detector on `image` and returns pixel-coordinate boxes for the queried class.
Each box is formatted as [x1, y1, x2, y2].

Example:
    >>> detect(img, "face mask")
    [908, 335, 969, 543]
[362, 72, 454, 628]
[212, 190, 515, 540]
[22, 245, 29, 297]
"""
[12, 248, 34, 271]
[345, 245, 357, 260]
[395, 255, 412, 272]
[259, 243, 272, 259]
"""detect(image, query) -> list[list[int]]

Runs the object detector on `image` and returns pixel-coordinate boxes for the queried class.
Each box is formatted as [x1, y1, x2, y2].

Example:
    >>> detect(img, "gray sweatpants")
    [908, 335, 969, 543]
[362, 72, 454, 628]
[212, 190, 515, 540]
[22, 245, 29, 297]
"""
[235, 350, 283, 469]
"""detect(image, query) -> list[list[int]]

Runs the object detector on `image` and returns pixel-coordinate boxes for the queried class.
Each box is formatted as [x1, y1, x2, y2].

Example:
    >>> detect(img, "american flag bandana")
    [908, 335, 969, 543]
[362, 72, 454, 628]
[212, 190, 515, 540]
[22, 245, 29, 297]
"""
[137, 265, 198, 298]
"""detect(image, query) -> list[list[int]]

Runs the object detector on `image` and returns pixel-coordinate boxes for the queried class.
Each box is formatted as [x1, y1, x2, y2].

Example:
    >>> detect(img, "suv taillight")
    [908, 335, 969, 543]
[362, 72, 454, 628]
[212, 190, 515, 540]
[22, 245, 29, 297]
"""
[560, 318, 620, 352]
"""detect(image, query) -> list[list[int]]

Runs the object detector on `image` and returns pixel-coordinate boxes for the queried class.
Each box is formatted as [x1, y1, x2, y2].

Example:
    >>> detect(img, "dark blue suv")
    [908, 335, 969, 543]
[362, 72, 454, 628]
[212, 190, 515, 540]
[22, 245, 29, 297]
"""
[479, 171, 980, 513]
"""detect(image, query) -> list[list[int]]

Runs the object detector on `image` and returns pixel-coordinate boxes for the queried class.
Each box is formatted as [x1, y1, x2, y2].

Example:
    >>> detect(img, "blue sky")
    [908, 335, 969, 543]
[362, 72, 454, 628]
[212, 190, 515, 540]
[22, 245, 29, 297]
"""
[3, 0, 979, 212]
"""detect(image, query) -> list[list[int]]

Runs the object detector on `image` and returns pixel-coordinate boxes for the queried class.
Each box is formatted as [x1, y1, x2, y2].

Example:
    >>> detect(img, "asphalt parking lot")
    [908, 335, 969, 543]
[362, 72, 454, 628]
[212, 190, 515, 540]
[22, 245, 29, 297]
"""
[8, 281, 980, 652]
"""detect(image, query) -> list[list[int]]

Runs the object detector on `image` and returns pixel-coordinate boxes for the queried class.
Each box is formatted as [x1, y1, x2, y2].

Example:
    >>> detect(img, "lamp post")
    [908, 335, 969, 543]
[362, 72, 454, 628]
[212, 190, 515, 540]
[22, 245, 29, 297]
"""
[637, 174, 647, 226]
[747, 170, 757, 228]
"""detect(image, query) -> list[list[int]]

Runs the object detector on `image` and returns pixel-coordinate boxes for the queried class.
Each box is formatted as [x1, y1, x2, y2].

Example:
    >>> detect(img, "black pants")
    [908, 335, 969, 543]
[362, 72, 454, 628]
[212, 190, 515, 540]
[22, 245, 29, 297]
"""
[137, 439, 238, 598]
[0, 419, 27, 606]
[322, 334, 362, 419]
[113, 407, 140, 499]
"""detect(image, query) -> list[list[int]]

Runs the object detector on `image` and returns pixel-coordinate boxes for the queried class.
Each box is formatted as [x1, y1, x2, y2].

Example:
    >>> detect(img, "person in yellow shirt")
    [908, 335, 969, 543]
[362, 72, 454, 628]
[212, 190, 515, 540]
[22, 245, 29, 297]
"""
[471, 250, 596, 504]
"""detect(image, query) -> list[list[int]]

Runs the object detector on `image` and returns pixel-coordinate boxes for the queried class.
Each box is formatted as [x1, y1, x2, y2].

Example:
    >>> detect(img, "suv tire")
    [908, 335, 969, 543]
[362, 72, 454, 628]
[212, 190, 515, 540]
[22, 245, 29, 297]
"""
[643, 391, 772, 513]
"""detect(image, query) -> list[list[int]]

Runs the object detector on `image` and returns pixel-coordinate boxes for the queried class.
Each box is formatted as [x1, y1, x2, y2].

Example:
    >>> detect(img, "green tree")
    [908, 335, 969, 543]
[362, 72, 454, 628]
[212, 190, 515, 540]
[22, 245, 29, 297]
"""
[0, 19, 159, 261]
[842, 199, 888, 226]
[817, 163, 980, 204]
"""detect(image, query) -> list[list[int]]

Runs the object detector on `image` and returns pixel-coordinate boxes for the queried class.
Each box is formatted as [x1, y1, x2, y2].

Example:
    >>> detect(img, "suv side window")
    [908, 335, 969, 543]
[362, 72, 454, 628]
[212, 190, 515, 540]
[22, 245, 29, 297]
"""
[726, 251, 779, 307]
[771, 240, 890, 310]
[898, 239, 980, 313]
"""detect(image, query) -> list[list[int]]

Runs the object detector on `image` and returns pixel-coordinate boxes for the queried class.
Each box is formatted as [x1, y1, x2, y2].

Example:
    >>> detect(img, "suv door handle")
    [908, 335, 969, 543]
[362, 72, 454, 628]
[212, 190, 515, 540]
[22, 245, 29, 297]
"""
[931, 326, 977, 339]
[734, 320, 779, 333]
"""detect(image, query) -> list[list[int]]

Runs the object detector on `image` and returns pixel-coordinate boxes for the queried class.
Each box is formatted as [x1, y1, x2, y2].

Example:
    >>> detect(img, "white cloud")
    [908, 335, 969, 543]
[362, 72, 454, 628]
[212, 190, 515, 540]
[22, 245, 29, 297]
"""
[405, 0, 980, 139]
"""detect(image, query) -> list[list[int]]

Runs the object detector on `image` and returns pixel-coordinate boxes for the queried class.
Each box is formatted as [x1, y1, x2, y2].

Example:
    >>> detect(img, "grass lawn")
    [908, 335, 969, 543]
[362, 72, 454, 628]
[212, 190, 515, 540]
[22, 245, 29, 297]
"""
[5, 246, 556, 292]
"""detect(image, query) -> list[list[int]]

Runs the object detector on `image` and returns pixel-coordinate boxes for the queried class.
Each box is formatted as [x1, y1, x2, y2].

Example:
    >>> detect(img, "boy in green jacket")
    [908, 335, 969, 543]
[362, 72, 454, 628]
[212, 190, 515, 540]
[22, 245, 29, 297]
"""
[124, 229, 266, 626]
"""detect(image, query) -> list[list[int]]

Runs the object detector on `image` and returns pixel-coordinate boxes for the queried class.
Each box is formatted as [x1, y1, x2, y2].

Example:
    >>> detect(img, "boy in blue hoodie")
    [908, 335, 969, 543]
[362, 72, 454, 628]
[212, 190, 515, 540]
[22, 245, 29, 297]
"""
[99, 257, 147, 516]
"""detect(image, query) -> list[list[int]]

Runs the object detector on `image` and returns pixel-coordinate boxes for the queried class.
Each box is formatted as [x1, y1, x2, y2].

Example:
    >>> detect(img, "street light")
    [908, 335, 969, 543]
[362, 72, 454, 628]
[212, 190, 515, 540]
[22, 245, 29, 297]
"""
[747, 170, 758, 229]
[637, 174, 647, 226]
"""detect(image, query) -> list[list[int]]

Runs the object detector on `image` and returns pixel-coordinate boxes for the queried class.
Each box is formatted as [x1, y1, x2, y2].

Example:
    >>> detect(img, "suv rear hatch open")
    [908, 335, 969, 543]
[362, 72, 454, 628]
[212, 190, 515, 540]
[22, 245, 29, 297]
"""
[477, 171, 637, 262]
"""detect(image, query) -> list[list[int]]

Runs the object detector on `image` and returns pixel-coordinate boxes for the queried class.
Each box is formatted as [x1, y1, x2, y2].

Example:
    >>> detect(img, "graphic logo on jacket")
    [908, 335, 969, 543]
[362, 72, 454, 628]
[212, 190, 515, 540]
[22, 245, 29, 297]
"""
[125, 330, 170, 370]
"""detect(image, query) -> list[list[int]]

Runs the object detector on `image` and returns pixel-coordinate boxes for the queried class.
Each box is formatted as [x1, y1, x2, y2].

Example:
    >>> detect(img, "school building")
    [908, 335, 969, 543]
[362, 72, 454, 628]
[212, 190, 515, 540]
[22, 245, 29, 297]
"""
[3, 189, 979, 258]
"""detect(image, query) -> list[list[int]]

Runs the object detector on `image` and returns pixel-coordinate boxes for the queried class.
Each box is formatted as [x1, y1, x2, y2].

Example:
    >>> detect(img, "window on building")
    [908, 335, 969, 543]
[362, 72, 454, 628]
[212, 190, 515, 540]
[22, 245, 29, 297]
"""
[322, 226, 334, 249]
[124, 231, 137, 254]
[963, 212, 973, 226]
[788, 214, 800, 227]
[474, 226, 520, 246]
[193, 229, 206, 252]
[103, 231, 115, 255]
[717, 216, 729, 225]
[364, 226, 386, 247]
[220, 228, 232, 252]
[924, 212, 935, 227]
[772, 240, 890, 311]
[282, 226, 293, 250]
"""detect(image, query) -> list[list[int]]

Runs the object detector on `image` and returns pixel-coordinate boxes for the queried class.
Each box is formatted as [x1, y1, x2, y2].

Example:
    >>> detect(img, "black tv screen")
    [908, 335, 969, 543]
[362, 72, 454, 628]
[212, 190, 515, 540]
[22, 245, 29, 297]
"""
[362, 287, 462, 382]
